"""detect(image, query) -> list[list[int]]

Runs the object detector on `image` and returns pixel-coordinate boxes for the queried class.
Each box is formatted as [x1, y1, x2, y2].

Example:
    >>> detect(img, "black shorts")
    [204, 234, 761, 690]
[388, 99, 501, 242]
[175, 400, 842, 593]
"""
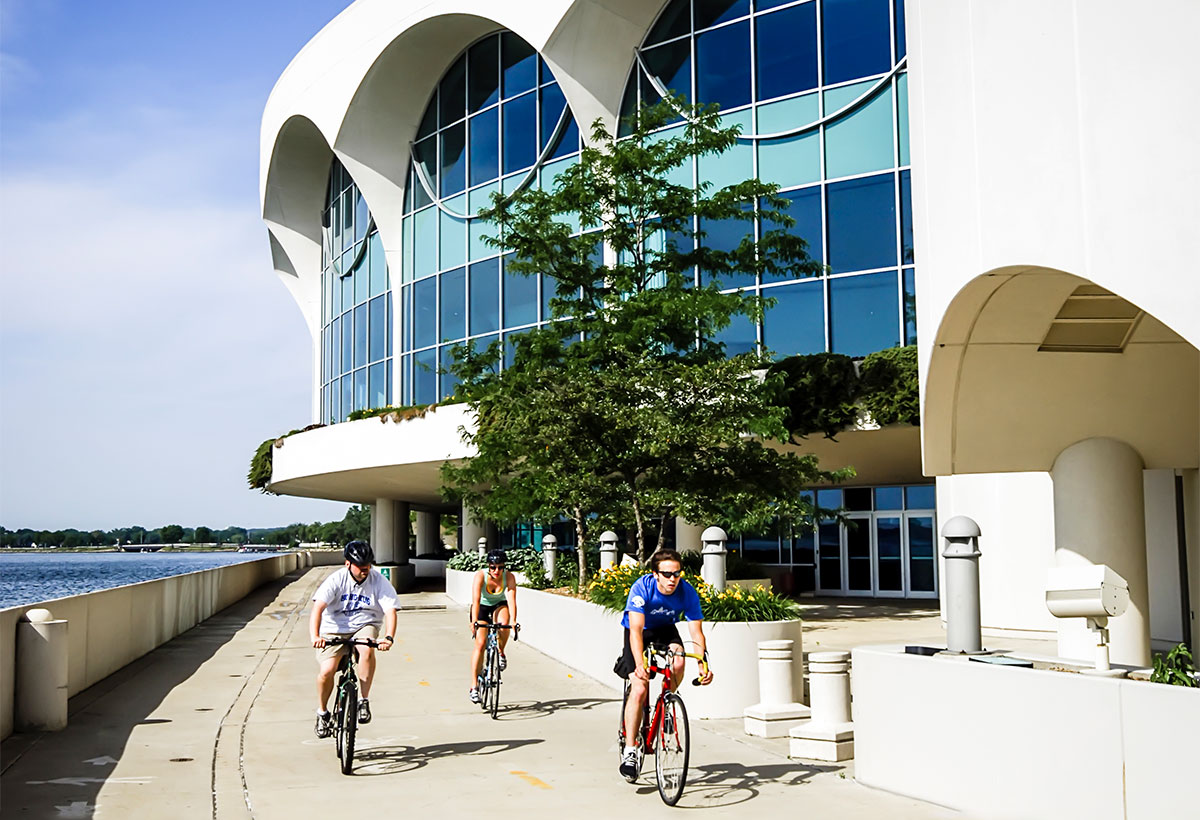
[613, 623, 683, 679]
[473, 602, 508, 624]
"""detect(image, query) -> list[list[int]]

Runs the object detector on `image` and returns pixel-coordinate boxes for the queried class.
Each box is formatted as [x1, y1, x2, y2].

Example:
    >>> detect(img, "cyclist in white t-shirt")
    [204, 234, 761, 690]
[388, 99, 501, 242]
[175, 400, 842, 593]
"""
[310, 540, 398, 737]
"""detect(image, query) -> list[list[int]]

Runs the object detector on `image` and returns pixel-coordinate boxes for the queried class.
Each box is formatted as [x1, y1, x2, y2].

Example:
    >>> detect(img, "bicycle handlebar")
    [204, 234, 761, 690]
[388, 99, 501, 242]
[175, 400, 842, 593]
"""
[643, 645, 711, 686]
[472, 622, 521, 641]
[323, 636, 380, 648]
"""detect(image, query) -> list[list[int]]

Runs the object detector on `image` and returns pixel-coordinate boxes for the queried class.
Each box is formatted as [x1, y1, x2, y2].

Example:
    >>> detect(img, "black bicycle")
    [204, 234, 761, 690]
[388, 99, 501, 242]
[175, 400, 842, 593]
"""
[324, 637, 378, 774]
[473, 622, 519, 719]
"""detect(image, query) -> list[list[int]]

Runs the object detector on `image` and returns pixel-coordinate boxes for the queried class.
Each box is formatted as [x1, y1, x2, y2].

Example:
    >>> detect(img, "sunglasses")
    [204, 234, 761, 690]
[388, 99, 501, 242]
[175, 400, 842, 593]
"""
[656, 570, 682, 579]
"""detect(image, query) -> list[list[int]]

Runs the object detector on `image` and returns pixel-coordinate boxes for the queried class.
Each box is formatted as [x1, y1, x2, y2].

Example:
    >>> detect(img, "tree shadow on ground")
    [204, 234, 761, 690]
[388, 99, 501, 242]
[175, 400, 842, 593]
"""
[488, 696, 618, 721]
[628, 759, 842, 808]
[351, 738, 544, 776]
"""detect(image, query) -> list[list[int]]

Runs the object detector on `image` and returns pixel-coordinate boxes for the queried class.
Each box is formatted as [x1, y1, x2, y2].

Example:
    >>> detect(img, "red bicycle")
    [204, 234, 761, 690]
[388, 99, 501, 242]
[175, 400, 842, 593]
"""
[618, 644, 710, 806]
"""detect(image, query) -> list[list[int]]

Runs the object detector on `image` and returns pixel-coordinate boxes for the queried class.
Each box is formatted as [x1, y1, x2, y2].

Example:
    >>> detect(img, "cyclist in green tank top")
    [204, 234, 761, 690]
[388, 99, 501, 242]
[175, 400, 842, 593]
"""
[468, 548, 517, 703]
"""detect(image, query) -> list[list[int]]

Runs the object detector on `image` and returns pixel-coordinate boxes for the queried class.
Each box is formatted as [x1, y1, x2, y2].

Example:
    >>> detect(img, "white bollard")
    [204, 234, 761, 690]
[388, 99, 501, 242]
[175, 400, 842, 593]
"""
[16, 608, 69, 732]
[542, 534, 558, 584]
[701, 526, 728, 592]
[477, 536, 488, 558]
[599, 531, 619, 571]
[743, 639, 811, 738]
[789, 651, 854, 761]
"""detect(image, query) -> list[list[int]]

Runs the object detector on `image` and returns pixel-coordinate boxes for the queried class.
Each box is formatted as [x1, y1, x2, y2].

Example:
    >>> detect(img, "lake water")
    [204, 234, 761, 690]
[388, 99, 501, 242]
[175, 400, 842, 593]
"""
[0, 551, 288, 609]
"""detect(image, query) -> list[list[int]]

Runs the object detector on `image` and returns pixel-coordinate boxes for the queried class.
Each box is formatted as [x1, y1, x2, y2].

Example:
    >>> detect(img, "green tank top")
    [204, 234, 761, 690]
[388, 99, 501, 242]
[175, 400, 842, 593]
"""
[480, 571, 509, 606]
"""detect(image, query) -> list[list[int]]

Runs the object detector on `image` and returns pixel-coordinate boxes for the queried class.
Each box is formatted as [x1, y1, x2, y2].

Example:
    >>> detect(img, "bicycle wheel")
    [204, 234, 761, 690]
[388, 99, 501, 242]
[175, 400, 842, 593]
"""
[654, 692, 690, 806]
[339, 683, 357, 775]
[617, 680, 630, 769]
[478, 649, 492, 712]
[488, 647, 502, 719]
[333, 686, 345, 759]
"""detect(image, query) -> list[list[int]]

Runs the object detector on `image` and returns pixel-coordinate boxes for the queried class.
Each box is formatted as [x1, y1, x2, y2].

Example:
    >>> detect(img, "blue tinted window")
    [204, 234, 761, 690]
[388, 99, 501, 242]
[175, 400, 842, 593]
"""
[439, 55, 466, 127]
[540, 83, 577, 159]
[341, 314, 353, 372]
[369, 296, 386, 362]
[468, 36, 499, 112]
[503, 92, 537, 174]
[412, 138, 435, 208]
[354, 191, 368, 243]
[354, 367, 368, 412]
[341, 375, 352, 421]
[469, 108, 499, 187]
[439, 345, 460, 400]
[763, 281, 825, 356]
[542, 272, 556, 320]
[875, 486, 904, 509]
[906, 484, 936, 509]
[822, 0, 892, 85]
[502, 33, 537, 97]
[816, 488, 843, 510]
[504, 262, 538, 326]
[643, 39, 691, 102]
[413, 278, 436, 348]
[414, 349, 437, 405]
[829, 271, 899, 357]
[899, 168, 913, 264]
[714, 311, 757, 356]
[646, 1, 691, 45]
[369, 361, 387, 408]
[353, 303, 368, 368]
[700, 212, 756, 290]
[895, 0, 907, 60]
[827, 173, 896, 273]
[903, 267, 916, 345]
[695, 0, 749, 30]
[368, 232, 386, 295]
[777, 186, 824, 268]
[440, 123, 465, 196]
[440, 267, 466, 341]
[469, 258, 500, 335]
[756, 3, 817, 100]
[696, 21, 750, 111]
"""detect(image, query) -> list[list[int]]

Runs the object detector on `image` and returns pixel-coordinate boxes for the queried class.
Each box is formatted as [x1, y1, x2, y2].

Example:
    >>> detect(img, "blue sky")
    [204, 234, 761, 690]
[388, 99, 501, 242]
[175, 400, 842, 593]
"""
[0, 1, 356, 530]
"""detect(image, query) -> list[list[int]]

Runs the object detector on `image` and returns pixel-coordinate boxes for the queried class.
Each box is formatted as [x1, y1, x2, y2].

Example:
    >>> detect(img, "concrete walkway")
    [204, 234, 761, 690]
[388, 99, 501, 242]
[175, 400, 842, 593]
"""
[3, 568, 964, 819]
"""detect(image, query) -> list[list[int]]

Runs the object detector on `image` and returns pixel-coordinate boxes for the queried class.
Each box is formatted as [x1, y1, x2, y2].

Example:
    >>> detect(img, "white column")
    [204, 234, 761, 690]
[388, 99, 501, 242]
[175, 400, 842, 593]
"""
[373, 498, 396, 565]
[744, 639, 810, 738]
[415, 511, 441, 556]
[461, 501, 487, 556]
[16, 609, 68, 732]
[1052, 437, 1151, 666]
[789, 651, 854, 761]
[676, 519, 703, 553]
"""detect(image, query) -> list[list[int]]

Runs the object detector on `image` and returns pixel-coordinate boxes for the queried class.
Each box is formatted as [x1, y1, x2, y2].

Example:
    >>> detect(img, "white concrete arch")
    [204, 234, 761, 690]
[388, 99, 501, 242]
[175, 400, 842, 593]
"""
[923, 265, 1199, 477]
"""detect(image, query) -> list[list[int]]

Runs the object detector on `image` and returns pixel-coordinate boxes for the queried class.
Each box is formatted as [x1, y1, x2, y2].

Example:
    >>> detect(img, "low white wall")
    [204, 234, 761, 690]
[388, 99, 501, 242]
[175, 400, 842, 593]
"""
[411, 557, 447, 578]
[446, 568, 803, 719]
[852, 645, 1199, 819]
[0, 551, 314, 741]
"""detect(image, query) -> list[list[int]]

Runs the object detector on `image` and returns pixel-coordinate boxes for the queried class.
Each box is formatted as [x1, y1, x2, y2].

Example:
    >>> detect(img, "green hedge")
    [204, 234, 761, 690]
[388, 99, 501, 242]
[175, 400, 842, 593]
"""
[586, 564, 799, 622]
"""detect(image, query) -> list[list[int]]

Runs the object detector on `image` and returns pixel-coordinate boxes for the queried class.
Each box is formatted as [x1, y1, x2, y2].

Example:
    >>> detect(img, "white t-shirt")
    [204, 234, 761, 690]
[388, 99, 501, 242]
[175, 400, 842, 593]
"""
[313, 568, 398, 634]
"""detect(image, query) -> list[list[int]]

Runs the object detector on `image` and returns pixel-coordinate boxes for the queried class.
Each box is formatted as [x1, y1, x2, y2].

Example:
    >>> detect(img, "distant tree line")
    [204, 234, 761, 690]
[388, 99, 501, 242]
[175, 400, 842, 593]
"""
[0, 505, 370, 549]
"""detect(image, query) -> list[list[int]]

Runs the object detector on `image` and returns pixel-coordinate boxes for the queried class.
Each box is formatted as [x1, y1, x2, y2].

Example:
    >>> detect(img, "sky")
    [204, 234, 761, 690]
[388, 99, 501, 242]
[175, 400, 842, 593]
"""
[0, 0, 358, 531]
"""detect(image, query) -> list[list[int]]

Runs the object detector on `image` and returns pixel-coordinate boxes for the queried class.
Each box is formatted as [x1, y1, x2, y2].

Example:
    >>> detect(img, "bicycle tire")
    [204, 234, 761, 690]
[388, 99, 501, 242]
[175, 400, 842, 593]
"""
[617, 680, 630, 769]
[333, 687, 345, 759]
[654, 692, 689, 806]
[339, 683, 357, 775]
[489, 646, 501, 719]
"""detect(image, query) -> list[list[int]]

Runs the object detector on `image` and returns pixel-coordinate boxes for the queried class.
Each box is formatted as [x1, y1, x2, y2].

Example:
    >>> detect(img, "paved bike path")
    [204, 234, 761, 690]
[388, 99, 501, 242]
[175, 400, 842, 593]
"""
[2, 567, 959, 819]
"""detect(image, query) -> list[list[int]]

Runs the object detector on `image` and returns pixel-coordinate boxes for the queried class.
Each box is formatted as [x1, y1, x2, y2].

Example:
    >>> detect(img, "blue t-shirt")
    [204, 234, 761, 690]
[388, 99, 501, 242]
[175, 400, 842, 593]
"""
[621, 573, 704, 629]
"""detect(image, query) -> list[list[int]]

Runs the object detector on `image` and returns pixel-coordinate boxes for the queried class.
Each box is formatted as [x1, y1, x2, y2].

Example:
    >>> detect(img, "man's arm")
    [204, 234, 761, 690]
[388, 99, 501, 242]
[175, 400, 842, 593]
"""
[628, 611, 648, 681]
[310, 600, 328, 648]
[470, 570, 483, 634]
[379, 606, 397, 651]
[687, 620, 713, 685]
[505, 571, 517, 626]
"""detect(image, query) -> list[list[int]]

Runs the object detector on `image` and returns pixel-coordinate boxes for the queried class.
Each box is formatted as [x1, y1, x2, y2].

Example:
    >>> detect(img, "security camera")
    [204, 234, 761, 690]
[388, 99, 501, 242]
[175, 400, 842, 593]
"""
[1045, 564, 1129, 673]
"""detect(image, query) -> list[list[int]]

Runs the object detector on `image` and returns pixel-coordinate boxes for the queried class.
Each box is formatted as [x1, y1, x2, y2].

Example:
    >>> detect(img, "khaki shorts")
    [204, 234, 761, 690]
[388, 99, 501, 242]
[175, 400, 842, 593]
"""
[314, 623, 380, 662]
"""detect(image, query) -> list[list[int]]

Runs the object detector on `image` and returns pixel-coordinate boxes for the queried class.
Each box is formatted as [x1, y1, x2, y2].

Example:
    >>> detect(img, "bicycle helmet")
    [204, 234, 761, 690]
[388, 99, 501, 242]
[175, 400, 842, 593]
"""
[344, 540, 375, 567]
[486, 548, 507, 566]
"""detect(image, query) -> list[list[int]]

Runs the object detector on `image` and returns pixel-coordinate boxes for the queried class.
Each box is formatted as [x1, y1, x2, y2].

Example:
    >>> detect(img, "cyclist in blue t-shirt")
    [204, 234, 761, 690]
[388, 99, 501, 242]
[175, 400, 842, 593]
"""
[615, 549, 713, 781]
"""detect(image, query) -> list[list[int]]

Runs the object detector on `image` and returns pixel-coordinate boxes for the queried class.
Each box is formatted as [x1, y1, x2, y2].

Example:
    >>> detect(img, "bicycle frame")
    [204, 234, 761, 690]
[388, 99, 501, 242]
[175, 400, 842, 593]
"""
[638, 645, 707, 750]
[473, 622, 519, 718]
[323, 637, 378, 775]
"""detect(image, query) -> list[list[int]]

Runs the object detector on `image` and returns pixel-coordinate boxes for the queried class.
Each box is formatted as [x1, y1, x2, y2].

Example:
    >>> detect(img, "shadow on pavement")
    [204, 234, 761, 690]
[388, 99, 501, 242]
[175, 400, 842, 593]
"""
[637, 759, 841, 808]
[490, 696, 618, 721]
[352, 738, 545, 775]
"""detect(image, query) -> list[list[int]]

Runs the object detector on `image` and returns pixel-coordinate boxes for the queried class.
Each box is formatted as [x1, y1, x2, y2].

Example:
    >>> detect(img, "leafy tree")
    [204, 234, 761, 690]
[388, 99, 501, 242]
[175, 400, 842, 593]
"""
[194, 526, 213, 544]
[444, 99, 843, 581]
[160, 524, 185, 544]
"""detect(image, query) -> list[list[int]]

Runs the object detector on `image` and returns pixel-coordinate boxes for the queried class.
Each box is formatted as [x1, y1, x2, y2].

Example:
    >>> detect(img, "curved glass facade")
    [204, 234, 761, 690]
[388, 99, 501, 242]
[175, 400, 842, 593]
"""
[621, 0, 915, 359]
[320, 159, 392, 424]
[398, 31, 582, 405]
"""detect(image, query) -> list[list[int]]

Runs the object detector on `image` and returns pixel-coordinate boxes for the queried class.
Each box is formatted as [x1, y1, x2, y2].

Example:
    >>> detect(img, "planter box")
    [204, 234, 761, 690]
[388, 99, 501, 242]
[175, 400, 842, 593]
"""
[446, 568, 803, 719]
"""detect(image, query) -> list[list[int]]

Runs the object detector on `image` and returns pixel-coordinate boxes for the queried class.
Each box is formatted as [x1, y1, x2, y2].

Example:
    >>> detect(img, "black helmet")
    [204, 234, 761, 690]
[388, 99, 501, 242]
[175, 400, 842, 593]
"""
[344, 540, 374, 567]
[486, 548, 507, 566]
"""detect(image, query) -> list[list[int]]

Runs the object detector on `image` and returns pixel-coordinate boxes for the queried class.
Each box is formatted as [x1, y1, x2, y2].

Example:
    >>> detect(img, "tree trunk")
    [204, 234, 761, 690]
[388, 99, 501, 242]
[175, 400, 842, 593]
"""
[632, 493, 647, 563]
[656, 513, 668, 553]
[573, 508, 588, 588]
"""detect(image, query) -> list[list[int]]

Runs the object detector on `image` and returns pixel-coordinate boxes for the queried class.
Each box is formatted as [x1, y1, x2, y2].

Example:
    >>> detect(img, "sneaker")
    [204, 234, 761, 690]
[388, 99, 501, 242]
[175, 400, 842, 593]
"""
[357, 698, 372, 724]
[619, 747, 641, 782]
[498, 653, 507, 671]
[314, 712, 332, 738]
[469, 688, 481, 704]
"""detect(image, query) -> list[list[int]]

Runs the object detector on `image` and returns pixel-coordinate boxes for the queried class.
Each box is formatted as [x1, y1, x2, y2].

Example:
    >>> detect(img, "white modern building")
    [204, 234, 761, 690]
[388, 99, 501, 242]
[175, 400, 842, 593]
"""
[260, 0, 1198, 663]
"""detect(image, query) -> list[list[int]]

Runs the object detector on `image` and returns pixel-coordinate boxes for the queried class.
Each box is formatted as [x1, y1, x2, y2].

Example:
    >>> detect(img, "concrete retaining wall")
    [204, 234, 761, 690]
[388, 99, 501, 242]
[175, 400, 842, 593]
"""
[852, 645, 1199, 819]
[445, 568, 804, 718]
[0, 551, 323, 740]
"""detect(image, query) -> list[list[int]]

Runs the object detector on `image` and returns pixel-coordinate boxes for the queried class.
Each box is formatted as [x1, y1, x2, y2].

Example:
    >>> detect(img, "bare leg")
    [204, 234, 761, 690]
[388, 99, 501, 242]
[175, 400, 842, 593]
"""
[317, 656, 339, 710]
[469, 628, 487, 688]
[624, 677, 649, 747]
[357, 646, 377, 697]
[496, 607, 511, 653]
